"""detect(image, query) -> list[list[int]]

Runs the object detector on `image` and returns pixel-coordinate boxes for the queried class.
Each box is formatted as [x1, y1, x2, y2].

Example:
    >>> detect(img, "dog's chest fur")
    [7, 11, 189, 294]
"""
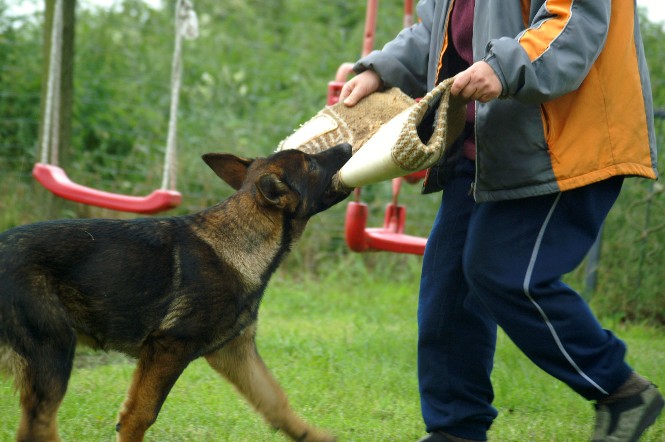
[190, 195, 290, 293]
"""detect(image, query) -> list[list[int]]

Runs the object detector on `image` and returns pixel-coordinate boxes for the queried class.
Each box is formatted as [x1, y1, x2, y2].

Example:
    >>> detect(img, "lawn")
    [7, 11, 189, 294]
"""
[1, 263, 663, 441]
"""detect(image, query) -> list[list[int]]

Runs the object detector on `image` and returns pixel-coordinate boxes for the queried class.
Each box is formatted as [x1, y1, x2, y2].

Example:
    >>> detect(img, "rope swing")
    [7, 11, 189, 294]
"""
[32, 0, 198, 214]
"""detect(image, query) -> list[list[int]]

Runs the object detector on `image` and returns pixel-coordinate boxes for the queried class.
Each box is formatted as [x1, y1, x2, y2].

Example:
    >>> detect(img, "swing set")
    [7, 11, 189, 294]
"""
[33, 0, 198, 215]
[330, 0, 428, 255]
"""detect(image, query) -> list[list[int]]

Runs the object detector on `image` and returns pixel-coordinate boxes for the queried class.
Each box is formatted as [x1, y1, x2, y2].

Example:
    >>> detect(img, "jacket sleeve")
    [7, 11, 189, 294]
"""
[353, 0, 436, 98]
[485, 0, 611, 103]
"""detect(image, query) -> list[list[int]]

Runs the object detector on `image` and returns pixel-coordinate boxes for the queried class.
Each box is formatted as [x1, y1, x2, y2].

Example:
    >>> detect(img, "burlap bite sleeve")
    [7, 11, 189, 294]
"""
[277, 88, 415, 154]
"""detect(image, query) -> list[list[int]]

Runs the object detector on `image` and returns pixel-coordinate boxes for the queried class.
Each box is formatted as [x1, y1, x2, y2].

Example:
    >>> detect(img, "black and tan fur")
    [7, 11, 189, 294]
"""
[0, 143, 353, 442]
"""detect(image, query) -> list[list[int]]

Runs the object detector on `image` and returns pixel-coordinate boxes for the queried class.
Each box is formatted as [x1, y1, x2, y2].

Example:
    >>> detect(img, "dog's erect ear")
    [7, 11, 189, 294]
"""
[256, 173, 289, 208]
[202, 153, 254, 190]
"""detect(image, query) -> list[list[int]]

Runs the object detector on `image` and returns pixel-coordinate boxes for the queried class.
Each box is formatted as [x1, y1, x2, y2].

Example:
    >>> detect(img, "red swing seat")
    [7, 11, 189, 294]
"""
[344, 179, 427, 255]
[326, 0, 428, 255]
[32, 163, 182, 215]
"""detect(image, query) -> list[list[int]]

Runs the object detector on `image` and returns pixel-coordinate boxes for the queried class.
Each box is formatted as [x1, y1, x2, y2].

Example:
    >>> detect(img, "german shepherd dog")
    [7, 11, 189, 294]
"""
[0, 143, 352, 442]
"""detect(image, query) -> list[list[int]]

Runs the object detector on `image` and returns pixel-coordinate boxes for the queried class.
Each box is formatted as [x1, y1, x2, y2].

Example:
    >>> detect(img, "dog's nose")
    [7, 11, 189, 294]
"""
[339, 143, 352, 155]
[330, 142, 353, 163]
[329, 142, 352, 156]
[314, 143, 353, 168]
[339, 143, 353, 158]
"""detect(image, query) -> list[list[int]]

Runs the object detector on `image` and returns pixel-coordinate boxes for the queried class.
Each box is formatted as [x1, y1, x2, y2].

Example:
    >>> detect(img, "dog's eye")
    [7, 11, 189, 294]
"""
[305, 156, 317, 172]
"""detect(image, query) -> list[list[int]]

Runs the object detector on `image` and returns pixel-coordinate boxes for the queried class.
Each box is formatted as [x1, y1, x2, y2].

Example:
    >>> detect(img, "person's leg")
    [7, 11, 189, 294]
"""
[418, 159, 497, 441]
[463, 177, 632, 400]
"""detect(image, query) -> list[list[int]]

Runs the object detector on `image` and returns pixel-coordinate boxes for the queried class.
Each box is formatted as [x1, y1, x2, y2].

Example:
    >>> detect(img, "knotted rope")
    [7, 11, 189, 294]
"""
[162, 0, 199, 190]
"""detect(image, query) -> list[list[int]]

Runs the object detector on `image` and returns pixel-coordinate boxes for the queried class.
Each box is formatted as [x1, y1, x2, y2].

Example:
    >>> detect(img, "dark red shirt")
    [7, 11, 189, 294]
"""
[449, 0, 476, 160]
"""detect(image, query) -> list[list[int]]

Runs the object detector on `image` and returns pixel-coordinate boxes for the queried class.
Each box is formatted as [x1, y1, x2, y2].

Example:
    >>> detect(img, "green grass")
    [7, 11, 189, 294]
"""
[1, 260, 663, 441]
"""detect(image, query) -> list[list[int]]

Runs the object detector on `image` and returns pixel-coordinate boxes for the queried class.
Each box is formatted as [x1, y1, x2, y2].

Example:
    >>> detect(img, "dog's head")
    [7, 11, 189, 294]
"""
[202, 143, 353, 218]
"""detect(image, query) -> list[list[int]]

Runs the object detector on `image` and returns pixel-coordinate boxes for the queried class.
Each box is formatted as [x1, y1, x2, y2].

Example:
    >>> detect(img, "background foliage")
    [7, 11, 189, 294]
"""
[0, 0, 664, 325]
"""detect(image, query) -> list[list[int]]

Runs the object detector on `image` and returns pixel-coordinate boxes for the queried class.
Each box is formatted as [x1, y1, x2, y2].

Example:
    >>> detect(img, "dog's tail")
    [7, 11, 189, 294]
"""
[0, 345, 27, 392]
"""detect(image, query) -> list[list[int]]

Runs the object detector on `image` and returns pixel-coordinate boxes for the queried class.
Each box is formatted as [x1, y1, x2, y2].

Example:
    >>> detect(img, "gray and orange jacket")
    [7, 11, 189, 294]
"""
[354, 0, 659, 202]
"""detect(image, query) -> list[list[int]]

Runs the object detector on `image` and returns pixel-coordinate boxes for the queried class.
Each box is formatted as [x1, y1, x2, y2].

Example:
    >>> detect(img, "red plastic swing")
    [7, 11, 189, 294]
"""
[32, 164, 182, 215]
[330, 0, 427, 255]
[345, 179, 426, 255]
[33, 0, 195, 215]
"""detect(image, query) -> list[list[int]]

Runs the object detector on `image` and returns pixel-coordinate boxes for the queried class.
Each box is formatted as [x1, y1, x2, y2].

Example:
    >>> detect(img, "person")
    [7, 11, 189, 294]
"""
[338, 1, 663, 441]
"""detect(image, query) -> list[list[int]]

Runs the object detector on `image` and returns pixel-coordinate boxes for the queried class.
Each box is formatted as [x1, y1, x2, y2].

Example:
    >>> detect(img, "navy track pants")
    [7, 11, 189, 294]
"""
[417, 159, 633, 440]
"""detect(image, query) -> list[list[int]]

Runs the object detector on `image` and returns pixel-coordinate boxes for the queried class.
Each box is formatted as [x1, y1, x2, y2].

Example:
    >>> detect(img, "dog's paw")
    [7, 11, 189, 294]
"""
[297, 428, 337, 442]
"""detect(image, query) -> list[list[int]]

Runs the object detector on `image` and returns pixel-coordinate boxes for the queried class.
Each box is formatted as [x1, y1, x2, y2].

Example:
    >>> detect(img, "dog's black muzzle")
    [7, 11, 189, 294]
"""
[311, 143, 353, 212]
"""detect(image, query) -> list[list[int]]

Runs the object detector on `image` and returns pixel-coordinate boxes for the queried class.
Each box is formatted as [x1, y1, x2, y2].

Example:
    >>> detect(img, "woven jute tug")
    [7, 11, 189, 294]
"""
[278, 78, 466, 188]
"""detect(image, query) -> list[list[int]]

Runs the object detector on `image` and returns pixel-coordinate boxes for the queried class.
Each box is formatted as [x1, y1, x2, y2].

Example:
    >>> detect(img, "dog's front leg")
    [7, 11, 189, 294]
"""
[116, 339, 192, 442]
[205, 324, 336, 442]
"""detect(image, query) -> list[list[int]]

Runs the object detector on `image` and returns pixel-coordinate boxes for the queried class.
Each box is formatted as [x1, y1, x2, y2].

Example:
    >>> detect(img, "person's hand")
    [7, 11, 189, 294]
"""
[452, 61, 502, 103]
[339, 70, 383, 107]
